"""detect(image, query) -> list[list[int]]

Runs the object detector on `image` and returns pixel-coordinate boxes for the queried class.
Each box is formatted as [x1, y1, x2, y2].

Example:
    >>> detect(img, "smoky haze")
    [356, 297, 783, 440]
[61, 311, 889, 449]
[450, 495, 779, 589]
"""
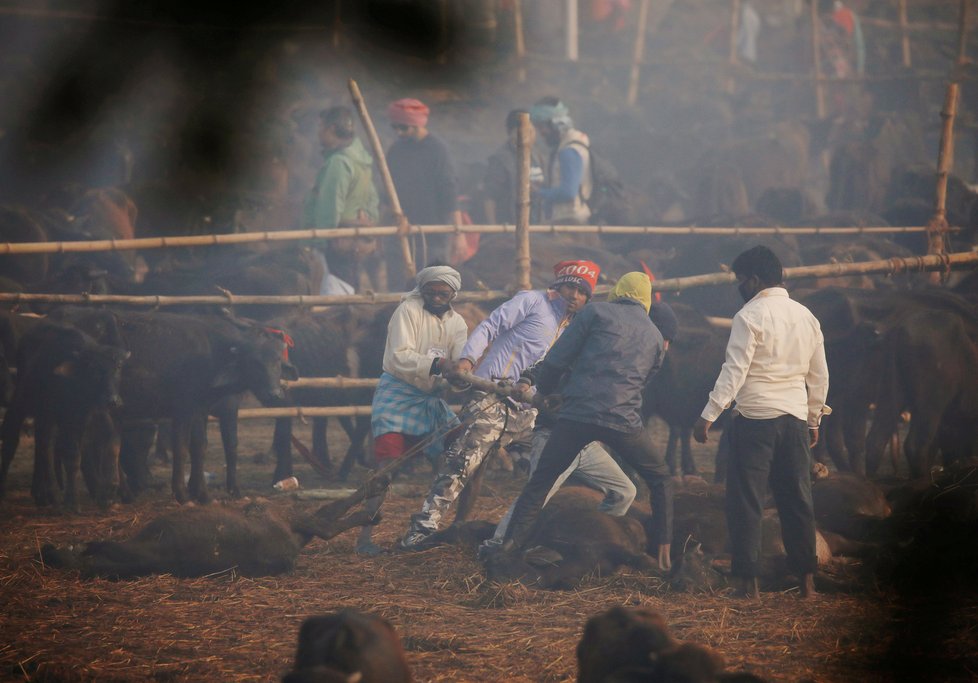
[0, 0, 971, 236]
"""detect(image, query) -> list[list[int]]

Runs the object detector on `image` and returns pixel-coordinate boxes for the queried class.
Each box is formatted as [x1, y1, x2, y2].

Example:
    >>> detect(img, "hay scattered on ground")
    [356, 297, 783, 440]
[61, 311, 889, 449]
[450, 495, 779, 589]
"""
[1, 420, 976, 682]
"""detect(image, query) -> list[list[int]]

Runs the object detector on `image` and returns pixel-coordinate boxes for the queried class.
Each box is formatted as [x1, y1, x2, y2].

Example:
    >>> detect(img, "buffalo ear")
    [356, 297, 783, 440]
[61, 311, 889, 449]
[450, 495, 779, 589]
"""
[53, 360, 76, 377]
[281, 362, 299, 382]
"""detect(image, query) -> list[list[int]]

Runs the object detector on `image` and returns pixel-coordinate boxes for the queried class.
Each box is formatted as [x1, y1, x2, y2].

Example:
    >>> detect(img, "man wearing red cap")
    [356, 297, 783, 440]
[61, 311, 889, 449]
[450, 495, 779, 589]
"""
[386, 98, 461, 264]
[400, 260, 637, 550]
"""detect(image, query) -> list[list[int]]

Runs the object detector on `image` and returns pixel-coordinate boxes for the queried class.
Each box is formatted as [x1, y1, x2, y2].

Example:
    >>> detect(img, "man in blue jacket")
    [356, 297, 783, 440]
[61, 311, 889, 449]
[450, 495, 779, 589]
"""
[400, 260, 636, 549]
[497, 272, 674, 570]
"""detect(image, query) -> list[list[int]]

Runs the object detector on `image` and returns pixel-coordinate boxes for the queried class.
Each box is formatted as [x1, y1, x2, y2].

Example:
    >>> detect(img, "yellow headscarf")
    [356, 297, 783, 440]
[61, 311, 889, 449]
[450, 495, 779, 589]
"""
[608, 272, 652, 313]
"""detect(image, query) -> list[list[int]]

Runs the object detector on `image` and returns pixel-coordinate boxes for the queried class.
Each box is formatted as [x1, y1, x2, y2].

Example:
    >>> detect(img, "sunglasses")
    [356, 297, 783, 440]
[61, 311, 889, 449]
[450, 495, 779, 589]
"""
[391, 123, 411, 132]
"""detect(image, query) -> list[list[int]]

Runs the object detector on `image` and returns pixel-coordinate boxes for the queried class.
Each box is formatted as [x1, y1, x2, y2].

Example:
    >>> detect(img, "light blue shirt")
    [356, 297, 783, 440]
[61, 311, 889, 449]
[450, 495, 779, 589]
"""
[461, 289, 569, 383]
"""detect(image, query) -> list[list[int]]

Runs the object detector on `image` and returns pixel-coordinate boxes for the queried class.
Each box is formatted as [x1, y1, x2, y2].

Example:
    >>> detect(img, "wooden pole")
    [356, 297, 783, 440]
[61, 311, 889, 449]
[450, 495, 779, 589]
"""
[0, 223, 940, 256]
[724, 0, 741, 95]
[514, 113, 532, 290]
[899, 0, 912, 68]
[627, 0, 652, 106]
[929, 82, 959, 283]
[0, 222, 944, 257]
[285, 377, 379, 389]
[958, 0, 970, 65]
[566, 0, 578, 62]
[332, 0, 341, 50]
[5, 252, 977, 309]
[513, 0, 527, 83]
[810, 0, 826, 118]
[347, 78, 416, 278]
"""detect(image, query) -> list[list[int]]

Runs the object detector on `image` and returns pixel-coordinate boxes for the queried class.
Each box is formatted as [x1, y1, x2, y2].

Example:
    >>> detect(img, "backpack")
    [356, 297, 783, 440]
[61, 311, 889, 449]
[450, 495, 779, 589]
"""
[567, 140, 631, 225]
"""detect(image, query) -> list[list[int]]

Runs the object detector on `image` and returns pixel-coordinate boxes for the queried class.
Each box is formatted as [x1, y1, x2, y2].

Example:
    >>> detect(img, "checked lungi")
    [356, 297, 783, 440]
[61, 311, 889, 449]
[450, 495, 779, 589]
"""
[371, 372, 459, 459]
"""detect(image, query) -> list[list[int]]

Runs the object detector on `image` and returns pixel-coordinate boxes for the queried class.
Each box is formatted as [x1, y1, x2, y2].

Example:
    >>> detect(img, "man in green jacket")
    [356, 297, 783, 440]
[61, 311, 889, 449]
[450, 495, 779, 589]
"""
[303, 106, 380, 295]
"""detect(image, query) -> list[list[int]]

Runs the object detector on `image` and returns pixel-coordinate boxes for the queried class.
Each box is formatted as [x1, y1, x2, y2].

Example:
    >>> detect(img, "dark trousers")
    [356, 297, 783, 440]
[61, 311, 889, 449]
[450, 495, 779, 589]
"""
[504, 419, 673, 551]
[726, 414, 817, 579]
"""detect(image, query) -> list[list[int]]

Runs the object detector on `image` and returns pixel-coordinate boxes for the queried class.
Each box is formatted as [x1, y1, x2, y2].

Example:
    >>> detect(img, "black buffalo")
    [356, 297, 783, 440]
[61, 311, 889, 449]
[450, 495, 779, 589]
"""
[0, 320, 129, 508]
[56, 309, 296, 502]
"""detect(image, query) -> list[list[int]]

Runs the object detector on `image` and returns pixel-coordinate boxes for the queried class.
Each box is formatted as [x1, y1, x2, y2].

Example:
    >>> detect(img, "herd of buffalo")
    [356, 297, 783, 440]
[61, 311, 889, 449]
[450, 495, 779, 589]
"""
[0, 187, 974, 605]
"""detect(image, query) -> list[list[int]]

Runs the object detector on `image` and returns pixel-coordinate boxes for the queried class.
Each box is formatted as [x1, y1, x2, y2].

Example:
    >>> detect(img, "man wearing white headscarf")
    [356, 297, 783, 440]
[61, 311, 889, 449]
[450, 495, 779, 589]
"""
[358, 265, 468, 555]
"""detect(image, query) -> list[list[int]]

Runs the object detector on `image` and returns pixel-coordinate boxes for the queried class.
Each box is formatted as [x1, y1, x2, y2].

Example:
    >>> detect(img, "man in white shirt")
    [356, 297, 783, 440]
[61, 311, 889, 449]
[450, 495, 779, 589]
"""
[358, 265, 469, 555]
[693, 246, 829, 599]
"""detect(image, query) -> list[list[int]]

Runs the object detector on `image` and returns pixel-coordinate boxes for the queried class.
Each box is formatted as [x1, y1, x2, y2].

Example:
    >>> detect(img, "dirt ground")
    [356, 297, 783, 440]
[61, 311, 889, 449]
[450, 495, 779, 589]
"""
[0, 416, 975, 683]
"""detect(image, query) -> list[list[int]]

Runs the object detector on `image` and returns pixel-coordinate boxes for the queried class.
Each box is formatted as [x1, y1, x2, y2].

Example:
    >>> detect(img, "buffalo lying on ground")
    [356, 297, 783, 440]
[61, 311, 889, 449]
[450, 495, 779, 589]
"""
[284, 609, 412, 683]
[40, 480, 386, 579]
[483, 487, 657, 590]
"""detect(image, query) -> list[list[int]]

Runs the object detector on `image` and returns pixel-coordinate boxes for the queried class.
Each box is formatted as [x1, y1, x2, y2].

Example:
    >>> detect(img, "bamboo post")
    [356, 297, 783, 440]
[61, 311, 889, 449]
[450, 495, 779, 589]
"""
[627, 0, 652, 106]
[514, 113, 532, 291]
[347, 79, 416, 278]
[958, 0, 970, 65]
[5, 253, 977, 310]
[566, 0, 579, 62]
[899, 0, 911, 67]
[513, 0, 527, 83]
[810, 0, 826, 119]
[0, 223, 940, 256]
[332, 0, 342, 50]
[724, 0, 741, 95]
[929, 82, 959, 283]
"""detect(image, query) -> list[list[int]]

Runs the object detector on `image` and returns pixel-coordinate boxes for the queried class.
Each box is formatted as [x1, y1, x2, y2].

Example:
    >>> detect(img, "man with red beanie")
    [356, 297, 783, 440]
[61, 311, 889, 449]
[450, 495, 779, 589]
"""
[400, 260, 636, 550]
[386, 98, 461, 265]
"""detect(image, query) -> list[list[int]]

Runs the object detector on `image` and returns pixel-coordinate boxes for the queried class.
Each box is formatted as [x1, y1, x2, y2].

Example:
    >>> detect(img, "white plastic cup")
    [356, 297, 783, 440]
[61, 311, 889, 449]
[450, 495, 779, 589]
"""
[273, 476, 300, 491]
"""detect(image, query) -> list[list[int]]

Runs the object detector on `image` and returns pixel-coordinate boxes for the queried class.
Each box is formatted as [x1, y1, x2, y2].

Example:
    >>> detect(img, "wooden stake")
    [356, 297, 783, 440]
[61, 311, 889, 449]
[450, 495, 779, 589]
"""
[513, 0, 527, 83]
[347, 79, 416, 278]
[514, 113, 532, 291]
[332, 0, 341, 50]
[929, 82, 959, 283]
[899, 0, 912, 68]
[724, 0, 741, 95]
[958, 0, 970, 65]
[5, 253, 976, 309]
[566, 0, 578, 62]
[810, 0, 826, 118]
[627, 0, 652, 106]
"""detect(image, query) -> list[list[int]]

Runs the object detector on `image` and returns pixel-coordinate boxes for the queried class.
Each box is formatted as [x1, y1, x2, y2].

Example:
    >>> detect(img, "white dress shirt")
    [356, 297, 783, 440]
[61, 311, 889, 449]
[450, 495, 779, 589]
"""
[701, 287, 830, 428]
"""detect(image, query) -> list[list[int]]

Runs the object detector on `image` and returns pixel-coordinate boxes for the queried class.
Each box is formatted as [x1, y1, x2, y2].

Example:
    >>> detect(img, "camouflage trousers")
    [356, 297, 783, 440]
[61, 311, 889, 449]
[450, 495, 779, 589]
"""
[409, 393, 537, 535]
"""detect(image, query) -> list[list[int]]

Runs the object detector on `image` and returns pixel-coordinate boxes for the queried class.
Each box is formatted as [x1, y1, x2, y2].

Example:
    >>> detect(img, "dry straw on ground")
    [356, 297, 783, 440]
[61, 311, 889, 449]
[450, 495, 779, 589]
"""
[1, 421, 976, 682]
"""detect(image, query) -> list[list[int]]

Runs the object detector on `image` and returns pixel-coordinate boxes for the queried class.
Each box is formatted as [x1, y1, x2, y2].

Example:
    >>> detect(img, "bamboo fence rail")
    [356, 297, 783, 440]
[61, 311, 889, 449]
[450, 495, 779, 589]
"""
[0, 224, 937, 255]
[284, 377, 379, 389]
[4, 251, 975, 308]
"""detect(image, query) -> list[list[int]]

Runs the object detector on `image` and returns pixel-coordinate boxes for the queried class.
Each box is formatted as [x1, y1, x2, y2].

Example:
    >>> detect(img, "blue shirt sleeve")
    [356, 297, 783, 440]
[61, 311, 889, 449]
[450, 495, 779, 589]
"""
[537, 146, 584, 203]
[460, 293, 532, 363]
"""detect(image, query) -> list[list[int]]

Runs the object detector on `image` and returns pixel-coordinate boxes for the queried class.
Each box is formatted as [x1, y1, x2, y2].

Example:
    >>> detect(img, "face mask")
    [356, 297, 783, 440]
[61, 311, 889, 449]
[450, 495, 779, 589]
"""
[424, 300, 451, 315]
[738, 277, 756, 303]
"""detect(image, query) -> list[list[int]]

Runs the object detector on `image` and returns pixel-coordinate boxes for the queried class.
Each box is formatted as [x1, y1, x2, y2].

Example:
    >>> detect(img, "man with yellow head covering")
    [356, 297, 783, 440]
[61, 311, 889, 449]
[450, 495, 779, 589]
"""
[496, 272, 675, 570]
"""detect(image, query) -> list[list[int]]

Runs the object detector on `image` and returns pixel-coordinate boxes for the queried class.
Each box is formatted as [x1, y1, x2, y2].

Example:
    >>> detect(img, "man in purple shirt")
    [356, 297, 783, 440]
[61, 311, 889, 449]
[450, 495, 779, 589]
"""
[401, 260, 630, 548]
